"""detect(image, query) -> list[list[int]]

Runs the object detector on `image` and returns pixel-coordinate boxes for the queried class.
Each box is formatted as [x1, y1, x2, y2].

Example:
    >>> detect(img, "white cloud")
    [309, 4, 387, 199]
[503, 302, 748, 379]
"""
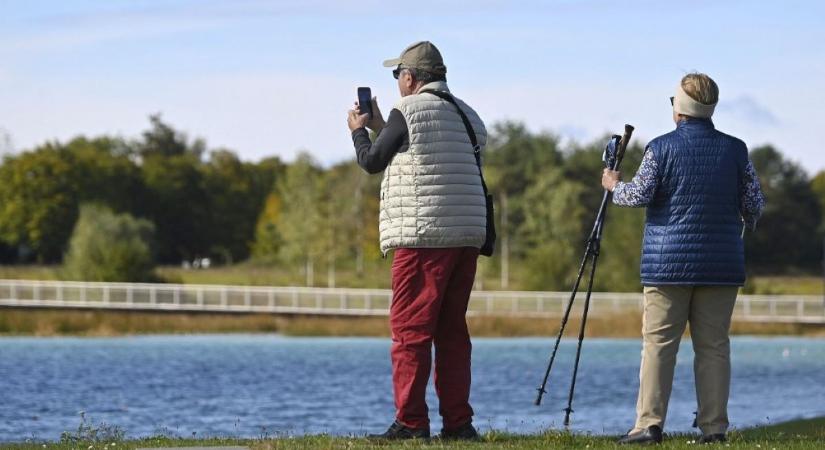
[465, 80, 674, 153]
[160, 72, 365, 162]
[0, 127, 14, 155]
[716, 96, 779, 126]
[0, 71, 372, 164]
[0, 17, 223, 55]
[3, 72, 822, 175]
[464, 81, 823, 173]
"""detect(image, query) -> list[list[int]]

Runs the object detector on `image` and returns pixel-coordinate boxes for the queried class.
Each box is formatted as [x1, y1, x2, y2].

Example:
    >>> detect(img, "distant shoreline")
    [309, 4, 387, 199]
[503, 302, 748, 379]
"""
[2, 307, 823, 338]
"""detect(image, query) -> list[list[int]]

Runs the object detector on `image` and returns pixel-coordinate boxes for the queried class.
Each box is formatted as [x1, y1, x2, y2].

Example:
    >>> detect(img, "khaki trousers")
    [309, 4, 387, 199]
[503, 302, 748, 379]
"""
[634, 285, 738, 435]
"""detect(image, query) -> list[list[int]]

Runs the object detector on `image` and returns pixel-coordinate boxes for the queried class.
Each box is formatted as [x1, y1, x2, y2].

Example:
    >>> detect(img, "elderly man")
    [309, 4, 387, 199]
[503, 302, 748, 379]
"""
[346, 41, 487, 440]
[602, 73, 765, 445]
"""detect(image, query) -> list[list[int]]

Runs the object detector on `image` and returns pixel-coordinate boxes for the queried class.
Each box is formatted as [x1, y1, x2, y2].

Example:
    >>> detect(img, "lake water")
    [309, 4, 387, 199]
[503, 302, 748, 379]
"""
[1, 335, 823, 442]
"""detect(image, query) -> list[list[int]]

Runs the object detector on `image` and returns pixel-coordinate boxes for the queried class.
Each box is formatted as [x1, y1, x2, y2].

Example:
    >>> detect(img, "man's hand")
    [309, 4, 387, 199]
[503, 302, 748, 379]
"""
[347, 107, 368, 132]
[349, 96, 386, 133]
[365, 97, 385, 131]
[602, 168, 621, 192]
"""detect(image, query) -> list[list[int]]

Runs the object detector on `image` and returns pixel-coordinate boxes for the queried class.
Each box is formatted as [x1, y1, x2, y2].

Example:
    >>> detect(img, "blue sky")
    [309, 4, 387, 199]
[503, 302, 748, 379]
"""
[1, 0, 824, 172]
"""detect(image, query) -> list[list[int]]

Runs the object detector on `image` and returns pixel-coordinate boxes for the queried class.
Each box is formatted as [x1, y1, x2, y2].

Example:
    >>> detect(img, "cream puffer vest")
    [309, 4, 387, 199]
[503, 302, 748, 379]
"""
[379, 81, 488, 255]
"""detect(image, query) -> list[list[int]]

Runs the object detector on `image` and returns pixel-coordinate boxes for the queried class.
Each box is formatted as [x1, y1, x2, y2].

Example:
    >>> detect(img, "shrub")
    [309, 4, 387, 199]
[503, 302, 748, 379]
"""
[63, 204, 157, 282]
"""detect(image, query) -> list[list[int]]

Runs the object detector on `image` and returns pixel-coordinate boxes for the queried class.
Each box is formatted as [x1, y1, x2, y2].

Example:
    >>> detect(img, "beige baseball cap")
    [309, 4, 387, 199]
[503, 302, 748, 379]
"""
[382, 41, 447, 75]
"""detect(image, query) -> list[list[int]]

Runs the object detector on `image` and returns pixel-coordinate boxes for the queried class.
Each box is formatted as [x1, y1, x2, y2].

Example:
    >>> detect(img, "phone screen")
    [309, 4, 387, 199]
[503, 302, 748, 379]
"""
[357, 87, 373, 119]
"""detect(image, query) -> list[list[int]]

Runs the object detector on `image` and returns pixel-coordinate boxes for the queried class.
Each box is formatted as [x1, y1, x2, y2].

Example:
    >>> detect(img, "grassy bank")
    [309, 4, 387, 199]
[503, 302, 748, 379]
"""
[3, 417, 824, 449]
[743, 275, 825, 295]
[3, 264, 825, 295]
[2, 264, 823, 337]
[1, 307, 824, 337]
[0, 261, 529, 291]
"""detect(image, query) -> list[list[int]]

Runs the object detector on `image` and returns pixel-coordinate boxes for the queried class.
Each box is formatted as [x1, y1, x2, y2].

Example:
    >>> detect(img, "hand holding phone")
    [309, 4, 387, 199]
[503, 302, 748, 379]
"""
[357, 87, 373, 120]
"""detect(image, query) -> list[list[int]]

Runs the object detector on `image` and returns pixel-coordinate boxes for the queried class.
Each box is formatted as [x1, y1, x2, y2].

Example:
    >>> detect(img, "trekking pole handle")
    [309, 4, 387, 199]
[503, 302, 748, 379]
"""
[612, 124, 635, 171]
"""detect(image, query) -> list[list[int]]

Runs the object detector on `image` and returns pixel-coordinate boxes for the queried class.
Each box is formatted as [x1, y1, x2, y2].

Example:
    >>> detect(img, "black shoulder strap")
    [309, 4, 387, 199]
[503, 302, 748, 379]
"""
[419, 89, 489, 193]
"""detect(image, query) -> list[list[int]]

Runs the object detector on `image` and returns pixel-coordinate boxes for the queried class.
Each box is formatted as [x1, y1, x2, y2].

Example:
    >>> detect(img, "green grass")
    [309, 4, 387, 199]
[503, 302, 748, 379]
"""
[0, 265, 59, 281]
[3, 263, 825, 295]
[743, 276, 825, 295]
[3, 307, 822, 337]
[3, 418, 824, 450]
[740, 416, 825, 439]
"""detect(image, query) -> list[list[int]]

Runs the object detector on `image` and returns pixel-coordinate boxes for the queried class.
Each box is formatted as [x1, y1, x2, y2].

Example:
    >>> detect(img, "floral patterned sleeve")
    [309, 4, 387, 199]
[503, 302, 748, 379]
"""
[612, 149, 658, 207]
[740, 160, 765, 230]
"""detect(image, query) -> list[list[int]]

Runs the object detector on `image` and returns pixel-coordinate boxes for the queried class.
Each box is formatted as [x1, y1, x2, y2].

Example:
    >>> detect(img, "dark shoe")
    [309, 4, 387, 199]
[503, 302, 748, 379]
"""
[439, 421, 480, 441]
[368, 421, 430, 440]
[617, 425, 663, 445]
[699, 433, 726, 444]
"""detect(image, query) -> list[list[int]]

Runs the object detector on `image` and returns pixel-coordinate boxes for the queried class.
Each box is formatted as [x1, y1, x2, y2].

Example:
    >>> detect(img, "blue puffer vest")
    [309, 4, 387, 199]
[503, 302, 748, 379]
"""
[641, 118, 749, 286]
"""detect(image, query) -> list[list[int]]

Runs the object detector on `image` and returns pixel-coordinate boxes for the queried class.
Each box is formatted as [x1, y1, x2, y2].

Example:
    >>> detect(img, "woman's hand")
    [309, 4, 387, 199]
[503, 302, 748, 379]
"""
[602, 168, 621, 191]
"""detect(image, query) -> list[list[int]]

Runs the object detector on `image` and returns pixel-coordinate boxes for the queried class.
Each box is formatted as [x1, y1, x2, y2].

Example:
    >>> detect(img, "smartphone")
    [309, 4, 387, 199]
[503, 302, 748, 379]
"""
[357, 87, 373, 119]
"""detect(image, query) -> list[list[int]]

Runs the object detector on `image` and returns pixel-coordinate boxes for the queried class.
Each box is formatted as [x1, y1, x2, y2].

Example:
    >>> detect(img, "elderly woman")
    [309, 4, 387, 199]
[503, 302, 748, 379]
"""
[602, 73, 765, 445]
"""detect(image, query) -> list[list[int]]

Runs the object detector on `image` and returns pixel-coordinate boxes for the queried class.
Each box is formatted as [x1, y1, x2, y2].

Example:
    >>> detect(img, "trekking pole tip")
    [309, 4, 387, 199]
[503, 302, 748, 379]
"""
[563, 408, 574, 427]
[534, 387, 547, 405]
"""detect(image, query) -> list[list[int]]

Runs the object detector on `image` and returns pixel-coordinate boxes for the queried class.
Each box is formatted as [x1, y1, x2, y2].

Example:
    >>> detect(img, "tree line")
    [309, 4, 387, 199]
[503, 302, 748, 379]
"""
[0, 116, 821, 289]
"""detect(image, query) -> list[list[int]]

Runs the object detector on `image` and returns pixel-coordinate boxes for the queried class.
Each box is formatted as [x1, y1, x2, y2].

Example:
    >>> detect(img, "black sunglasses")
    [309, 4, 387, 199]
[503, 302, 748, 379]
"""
[393, 67, 405, 79]
[670, 96, 674, 106]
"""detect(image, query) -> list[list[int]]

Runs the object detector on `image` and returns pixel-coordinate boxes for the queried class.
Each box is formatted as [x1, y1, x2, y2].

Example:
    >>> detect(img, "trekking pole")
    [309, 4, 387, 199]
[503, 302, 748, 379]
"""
[534, 222, 599, 405]
[534, 125, 634, 411]
[563, 199, 608, 425]
[561, 125, 634, 426]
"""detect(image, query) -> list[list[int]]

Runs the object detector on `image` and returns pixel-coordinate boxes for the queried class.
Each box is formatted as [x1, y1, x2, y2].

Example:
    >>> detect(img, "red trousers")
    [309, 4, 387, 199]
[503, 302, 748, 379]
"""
[389, 247, 479, 430]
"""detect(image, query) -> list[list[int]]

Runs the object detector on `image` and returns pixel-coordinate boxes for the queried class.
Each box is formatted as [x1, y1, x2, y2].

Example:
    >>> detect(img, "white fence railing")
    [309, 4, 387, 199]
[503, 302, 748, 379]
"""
[0, 279, 823, 324]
